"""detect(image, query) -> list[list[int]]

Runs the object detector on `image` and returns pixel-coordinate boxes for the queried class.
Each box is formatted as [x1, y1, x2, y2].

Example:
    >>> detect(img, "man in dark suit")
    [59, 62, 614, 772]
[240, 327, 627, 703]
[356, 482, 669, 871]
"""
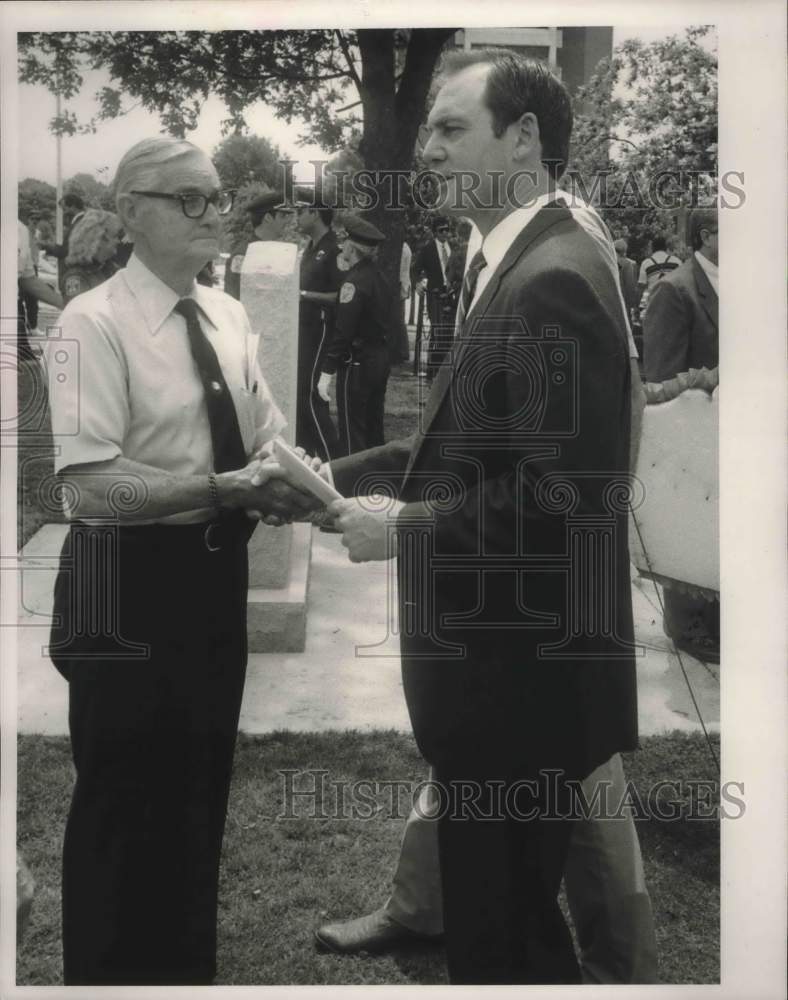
[643, 207, 719, 662]
[325, 50, 638, 984]
[415, 216, 454, 379]
[643, 208, 718, 382]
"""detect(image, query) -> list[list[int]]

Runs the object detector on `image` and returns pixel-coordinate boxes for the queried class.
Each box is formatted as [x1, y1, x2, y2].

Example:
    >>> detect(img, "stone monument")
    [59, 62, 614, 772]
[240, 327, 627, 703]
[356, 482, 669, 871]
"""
[241, 241, 312, 651]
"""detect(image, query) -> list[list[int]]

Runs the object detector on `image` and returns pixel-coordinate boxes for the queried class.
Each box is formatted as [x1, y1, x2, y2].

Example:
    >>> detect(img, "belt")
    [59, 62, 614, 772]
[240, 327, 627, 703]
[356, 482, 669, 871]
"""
[71, 516, 251, 553]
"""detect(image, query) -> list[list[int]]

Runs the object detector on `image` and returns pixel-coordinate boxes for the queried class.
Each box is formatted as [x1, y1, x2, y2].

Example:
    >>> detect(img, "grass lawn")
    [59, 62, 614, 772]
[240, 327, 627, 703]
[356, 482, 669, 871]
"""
[17, 729, 720, 986]
[15, 338, 719, 986]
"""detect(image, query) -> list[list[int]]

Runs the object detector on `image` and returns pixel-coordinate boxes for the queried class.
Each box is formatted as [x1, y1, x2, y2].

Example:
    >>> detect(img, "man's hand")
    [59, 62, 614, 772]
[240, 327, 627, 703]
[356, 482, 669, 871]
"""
[218, 460, 321, 526]
[327, 495, 405, 562]
[317, 372, 332, 403]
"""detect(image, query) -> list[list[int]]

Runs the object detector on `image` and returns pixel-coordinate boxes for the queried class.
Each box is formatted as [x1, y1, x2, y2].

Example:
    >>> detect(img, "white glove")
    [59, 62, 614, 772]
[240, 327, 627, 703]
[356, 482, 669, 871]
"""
[317, 372, 332, 403]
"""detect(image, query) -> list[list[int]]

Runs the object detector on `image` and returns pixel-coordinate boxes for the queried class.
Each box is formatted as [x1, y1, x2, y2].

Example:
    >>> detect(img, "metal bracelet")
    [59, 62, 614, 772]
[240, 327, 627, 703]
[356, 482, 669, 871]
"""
[208, 473, 220, 511]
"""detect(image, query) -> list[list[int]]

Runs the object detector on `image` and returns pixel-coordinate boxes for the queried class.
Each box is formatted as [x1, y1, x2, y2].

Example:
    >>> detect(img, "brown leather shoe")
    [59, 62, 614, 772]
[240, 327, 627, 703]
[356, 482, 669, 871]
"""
[314, 907, 443, 954]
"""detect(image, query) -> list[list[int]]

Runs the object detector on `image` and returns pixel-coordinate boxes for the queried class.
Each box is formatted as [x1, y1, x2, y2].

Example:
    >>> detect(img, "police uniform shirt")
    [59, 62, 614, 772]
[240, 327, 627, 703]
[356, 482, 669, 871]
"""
[225, 242, 248, 300]
[322, 257, 390, 374]
[50, 252, 285, 523]
[18, 221, 36, 279]
[62, 261, 117, 304]
[299, 228, 342, 329]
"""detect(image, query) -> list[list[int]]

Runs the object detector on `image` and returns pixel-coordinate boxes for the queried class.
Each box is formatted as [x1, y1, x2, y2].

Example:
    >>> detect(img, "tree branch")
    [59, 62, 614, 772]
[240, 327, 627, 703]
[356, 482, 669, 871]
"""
[335, 30, 363, 92]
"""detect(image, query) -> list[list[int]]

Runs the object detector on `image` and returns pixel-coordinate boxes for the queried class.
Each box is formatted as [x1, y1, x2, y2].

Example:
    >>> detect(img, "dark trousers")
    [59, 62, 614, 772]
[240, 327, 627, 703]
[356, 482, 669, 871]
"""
[51, 522, 249, 985]
[335, 346, 390, 456]
[425, 292, 455, 382]
[296, 322, 340, 461]
[17, 288, 36, 361]
[436, 769, 580, 984]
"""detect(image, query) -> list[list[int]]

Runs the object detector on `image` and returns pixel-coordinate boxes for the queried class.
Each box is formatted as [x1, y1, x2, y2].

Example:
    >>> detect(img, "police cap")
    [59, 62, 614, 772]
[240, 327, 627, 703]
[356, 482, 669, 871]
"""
[343, 215, 385, 247]
[246, 191, 293, 218]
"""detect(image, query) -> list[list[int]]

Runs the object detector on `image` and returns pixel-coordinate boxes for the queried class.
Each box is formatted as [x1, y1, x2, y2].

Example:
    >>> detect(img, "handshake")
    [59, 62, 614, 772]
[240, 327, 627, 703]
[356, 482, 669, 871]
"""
[219, 442, 404, 562]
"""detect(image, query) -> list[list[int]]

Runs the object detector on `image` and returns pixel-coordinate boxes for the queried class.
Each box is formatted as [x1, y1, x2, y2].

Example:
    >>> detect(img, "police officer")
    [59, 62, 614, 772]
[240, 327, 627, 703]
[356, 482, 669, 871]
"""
[295, 192, 342, 460]
[318, 216, 391, 456]
[224, 190, 294, 300]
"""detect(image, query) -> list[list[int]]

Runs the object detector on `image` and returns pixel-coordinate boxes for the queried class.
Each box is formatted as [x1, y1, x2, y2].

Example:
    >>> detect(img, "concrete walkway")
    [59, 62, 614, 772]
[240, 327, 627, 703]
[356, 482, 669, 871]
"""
[17, 523, 719, 739]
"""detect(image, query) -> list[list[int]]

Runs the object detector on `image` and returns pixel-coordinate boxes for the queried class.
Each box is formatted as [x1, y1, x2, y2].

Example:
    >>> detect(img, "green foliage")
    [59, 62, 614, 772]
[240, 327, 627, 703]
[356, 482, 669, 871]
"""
[18, 177, 56, 223]
[568, 28, 717, 258]
[65, 171, 115, 210]
[18, 29, 456, 293]
[18, 30, 366, 149]
[212, 133, 290, 191]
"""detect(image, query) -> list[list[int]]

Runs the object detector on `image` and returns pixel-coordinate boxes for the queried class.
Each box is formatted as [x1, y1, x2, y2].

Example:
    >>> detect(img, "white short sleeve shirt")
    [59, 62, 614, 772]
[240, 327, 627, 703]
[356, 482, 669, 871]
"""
[49, 253, 286, 523]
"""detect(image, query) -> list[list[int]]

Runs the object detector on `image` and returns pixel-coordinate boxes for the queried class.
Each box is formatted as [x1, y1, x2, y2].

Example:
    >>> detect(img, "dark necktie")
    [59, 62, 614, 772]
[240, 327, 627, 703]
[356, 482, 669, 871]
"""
[455, 249, 487, 332]
[174, 298, 247, 474]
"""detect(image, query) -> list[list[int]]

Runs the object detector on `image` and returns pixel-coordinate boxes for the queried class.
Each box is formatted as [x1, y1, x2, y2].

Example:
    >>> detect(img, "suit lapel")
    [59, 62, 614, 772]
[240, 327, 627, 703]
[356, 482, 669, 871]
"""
[691, 256, 718, 331]
[402, 203, 573, 486]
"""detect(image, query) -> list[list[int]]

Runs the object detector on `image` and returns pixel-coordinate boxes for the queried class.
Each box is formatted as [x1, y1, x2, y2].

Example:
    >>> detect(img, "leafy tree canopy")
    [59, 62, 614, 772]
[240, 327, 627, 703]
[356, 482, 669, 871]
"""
[19, 28, 457, 287]
[569, 27, 718, 258]
[212, 133, 290, 192]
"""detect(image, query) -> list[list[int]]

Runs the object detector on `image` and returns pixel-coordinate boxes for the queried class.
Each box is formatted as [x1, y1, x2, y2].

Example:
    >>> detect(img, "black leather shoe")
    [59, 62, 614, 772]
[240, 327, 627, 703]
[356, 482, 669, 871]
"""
[314, 907, 443, 954]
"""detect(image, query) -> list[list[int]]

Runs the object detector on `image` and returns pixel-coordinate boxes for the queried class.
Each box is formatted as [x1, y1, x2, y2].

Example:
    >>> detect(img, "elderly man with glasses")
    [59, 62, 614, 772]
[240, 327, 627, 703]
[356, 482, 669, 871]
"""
[46, 137, 317, 986]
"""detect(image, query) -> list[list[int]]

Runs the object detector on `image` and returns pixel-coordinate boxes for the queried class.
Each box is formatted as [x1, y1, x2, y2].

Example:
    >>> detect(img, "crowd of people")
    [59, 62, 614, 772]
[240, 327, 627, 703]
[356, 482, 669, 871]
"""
[16, 45, 719, 987]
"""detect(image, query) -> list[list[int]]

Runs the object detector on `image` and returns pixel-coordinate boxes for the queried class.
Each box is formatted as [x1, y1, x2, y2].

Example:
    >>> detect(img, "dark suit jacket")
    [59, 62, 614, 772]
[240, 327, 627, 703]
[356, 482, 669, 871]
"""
[332, 204, 638, 782]
[415, 239, 451, 292]
[643, 255, 718, 382]
[618, 256, 639, 315]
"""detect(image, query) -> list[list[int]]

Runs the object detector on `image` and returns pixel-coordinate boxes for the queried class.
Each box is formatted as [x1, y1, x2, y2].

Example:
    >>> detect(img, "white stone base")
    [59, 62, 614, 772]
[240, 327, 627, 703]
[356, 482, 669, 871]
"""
[246, 521, 312, 652]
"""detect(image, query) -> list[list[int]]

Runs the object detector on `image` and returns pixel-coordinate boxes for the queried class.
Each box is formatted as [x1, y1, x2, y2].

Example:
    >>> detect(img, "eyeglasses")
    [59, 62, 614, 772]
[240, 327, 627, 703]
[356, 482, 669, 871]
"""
[130, 189, 235, 219]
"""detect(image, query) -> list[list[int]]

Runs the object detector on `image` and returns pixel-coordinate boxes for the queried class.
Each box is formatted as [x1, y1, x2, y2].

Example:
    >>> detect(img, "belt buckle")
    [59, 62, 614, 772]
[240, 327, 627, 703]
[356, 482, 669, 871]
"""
[204, 522, 222, 552]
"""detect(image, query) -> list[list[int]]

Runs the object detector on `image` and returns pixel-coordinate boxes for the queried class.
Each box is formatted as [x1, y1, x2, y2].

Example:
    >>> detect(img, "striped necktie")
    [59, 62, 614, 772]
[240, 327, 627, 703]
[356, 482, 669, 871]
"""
[174, 298, 248, 474]
[455, 249, 487, 332]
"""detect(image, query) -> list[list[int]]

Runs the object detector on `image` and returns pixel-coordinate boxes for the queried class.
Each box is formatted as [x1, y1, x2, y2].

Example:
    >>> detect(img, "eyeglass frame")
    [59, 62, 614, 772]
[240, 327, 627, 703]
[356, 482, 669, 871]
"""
[129, 188, 236, 219]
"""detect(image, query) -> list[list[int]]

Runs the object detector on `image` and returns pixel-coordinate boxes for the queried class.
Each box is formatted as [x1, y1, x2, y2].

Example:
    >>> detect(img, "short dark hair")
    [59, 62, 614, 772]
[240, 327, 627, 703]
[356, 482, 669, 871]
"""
[62, 192, 85, 211]
[442, 48, 573, 180]
[689, 207, 718, 251]
[651, 235, 668, 253]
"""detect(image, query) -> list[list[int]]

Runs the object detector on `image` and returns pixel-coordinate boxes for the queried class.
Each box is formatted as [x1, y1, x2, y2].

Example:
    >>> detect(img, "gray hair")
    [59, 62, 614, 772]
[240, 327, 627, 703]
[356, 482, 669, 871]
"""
[113, 137, 203, 206]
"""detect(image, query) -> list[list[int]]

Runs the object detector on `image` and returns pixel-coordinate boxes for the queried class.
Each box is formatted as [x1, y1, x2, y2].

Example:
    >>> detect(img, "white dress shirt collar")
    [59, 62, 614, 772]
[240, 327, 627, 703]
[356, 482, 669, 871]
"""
[466, 189, 559, 312]
[693, 250, 719, 296]
[123, 254, 221, 335]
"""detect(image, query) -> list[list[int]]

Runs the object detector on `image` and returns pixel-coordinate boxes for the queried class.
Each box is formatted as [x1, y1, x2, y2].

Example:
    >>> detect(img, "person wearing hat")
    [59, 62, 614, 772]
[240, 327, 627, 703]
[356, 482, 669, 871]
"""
[318, 216, 391, 455]
[224, 190, 294, 299]
[294, 191, 342, 460]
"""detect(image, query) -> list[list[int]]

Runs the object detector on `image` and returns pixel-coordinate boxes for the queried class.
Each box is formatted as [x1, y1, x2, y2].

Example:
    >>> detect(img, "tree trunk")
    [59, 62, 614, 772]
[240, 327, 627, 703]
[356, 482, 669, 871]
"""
[355, 29, 455, 345]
